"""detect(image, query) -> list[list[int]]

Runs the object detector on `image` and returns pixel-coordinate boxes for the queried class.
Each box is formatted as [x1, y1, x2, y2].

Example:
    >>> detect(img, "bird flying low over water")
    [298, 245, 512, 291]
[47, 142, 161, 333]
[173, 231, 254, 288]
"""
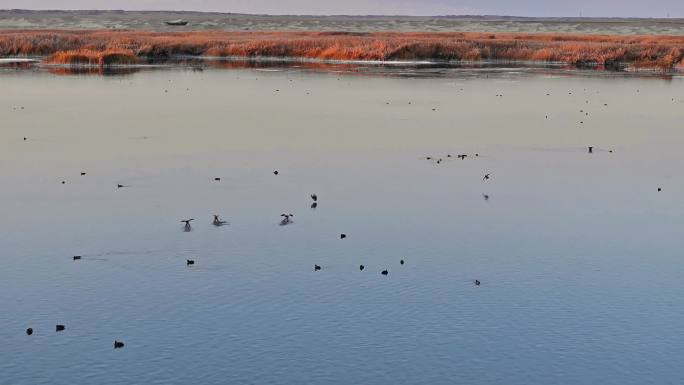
[181, 219, 194, 231]
[311, 194, 318, 202]
[483, 173, 491, 181]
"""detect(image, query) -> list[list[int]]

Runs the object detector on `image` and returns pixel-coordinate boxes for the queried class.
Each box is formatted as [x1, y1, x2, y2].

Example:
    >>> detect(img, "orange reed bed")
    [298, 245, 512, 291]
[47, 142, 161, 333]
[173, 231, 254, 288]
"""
[1, 30, 683, 69]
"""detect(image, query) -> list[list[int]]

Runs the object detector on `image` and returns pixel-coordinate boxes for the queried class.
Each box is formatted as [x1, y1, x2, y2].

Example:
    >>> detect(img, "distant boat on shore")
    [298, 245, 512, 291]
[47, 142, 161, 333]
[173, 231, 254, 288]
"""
[165, 20, 188, 26]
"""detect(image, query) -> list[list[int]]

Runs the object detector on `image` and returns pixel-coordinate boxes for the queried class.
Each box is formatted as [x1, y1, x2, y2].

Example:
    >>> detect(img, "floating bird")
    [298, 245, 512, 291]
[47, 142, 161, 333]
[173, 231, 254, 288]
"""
[114, 340, 125, 349]
[56, 325, 65, 332]
[311, 202, 318, 209]
[61, 181, 66, 184]
[212, 215, 228, 226]
[26, 328, 33, 336]
[381, 270, 389, 276]
[483, 173, 491, 181]
[314, 264, 321, 271]
[273, 170, 279, 175]
[482, 194, 490, 201]
[340, 234, 347, 239]
[73, 256, 82, 261]
[81, 172, 86, 176]
[214, 177, 221, 181]
[117, 184, 127, 189]
[311, 194, 318, 202]
[588, 146, 593, 154]
[400, 259, 405, 265]
[186, 259, 195, 266]
[359, 265, 365, 271]
[458, 154, 467, 160]
[474, 280, 481, 286]
[23, 137, 27, 141]
[280, 214, 294, 226]
[181, 219, 194, 231]
[658, 187, 662, 192]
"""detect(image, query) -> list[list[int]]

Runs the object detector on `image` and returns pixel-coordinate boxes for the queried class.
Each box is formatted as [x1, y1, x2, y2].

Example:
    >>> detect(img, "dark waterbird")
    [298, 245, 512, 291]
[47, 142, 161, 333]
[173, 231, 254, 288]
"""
[381, 270, 388, 276]
[273, 170, 279, 175]
[474, 280, 481, 286]
[114, 340, 125, 349]
[360, 265, 365, 271]
[73, 255, 82, 261]
[482, 194, 490, 201]
[311, 194, 318, 202]
[26, 328, 33, 336]
[280, 213, 294, 225]
[658, 187, 662, 192]
[310, 202, 318, 209]
[483, 173, 491, 181]
[214, 177, 221, 181]
[56, 324, 65, 332]
[181, 219, 194, 231]
[212, 215, 228, 226]
[340, 234, 347, 239]
[588, 146, 593, 154]
[400, 259, 405, 265]
[81, 172, 86, 176]
[117, 184, 127, 189]
[314, 264, 321, 271]
[186, 259, 195, 266]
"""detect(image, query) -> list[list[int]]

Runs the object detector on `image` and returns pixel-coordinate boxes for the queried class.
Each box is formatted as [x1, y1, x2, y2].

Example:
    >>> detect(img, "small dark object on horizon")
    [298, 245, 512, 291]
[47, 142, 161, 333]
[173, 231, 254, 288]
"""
[186, 259, 195, 266]
[73, 255, 82, 261]
[311, 194, 318, 202]
[360, 265, 365, 271]
[475, 280, 481, 286]
[381, 270, 388, 276]
[81, 172, 86, 176]
[314, 264, 321, 271]
[340, 234, 347, 239]
[400, 259, 405, 265]
[26, 328, 33, 336]
[310, 202, 317, 209]
[588, 146, 593, 154]
[214, 177, 221, 181]
[658, 187, 662, 192]
[273, 170, 279, 175]
[61, 181, 66, 184]
[114, 340, 125, 349]
[56, 324, 65, 332]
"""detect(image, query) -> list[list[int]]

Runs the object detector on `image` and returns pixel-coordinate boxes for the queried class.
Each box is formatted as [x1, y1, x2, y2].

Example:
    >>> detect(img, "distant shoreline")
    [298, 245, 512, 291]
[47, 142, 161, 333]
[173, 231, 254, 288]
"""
[1, 10, 683, 35]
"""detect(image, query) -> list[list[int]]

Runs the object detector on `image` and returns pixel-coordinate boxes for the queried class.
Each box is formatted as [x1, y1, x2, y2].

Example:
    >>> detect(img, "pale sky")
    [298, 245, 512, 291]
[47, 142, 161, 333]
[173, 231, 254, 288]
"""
[0, 0, 682, 17]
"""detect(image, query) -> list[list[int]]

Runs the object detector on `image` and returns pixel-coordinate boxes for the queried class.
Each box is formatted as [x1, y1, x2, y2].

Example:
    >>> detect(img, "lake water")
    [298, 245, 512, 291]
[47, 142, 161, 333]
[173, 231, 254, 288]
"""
[1, 64, 683, 385]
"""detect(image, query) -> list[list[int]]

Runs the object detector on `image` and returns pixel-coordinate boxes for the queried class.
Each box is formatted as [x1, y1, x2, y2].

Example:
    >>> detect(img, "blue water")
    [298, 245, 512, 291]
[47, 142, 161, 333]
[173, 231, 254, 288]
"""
[1, 65, 683, 385]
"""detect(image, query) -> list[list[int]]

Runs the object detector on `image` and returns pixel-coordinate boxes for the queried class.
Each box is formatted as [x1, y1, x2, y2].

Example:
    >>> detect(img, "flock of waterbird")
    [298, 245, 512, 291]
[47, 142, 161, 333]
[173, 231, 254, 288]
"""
[15, 76, 678, 349]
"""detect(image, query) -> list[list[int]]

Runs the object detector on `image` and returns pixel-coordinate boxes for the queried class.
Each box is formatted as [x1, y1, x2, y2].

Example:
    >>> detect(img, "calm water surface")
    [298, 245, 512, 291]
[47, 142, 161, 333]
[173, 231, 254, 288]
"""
[1, 65, 683, 385]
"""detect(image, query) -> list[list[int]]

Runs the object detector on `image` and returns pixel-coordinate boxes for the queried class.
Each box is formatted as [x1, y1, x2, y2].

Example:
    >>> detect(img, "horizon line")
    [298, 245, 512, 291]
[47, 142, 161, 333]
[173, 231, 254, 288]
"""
[1, 9, 683, 20]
